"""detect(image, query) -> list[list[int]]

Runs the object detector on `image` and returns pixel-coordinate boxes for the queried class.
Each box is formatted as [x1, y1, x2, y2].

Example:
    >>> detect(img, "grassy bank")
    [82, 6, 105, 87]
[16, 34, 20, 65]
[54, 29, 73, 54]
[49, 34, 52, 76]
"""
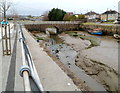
[64, 31, 100, 48]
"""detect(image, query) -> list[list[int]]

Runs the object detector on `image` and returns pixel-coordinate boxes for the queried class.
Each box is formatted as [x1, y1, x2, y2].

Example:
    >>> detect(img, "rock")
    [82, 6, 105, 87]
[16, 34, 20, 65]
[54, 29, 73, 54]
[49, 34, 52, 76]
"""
[55, 49, 59, 53]
[66, 56, 69, 58]
[75, 59, 79, 62]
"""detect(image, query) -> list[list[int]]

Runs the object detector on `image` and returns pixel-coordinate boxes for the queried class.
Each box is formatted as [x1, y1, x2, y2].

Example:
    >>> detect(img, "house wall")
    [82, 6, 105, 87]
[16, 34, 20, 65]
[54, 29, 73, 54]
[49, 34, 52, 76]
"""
[101, 13, 118, 21]
[101, 14, 107, 21]
[85, 14, 99, 19]
[108, 13, 118, 20]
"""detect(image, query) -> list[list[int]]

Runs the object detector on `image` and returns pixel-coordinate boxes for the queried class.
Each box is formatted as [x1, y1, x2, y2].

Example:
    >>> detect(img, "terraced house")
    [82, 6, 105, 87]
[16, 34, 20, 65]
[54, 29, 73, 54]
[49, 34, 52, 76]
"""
[101, 10, 119, 21]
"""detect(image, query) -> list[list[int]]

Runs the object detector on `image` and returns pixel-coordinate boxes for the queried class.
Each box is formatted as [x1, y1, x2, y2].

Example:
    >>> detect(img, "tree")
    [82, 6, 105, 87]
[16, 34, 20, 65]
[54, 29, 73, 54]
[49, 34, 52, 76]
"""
[69, 15, 76, 21]
[0, 0, 12, 55]
[0, 0, 12, 21]
[63, 13, 71, 21]
[48, 8, 66, 21]
[78, 14, 85, 19]
[43, 10, 49, 21]
[27, 15, 33, 18]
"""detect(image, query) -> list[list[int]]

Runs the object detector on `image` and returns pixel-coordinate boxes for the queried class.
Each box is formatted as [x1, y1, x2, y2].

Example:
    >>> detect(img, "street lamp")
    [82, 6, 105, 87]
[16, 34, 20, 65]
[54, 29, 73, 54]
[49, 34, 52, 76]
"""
[118, 1, 120, 18]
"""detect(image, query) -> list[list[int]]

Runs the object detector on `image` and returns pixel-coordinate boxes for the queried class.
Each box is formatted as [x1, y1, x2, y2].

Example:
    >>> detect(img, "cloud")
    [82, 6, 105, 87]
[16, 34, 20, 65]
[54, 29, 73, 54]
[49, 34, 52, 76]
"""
[10, 0, 119, 16]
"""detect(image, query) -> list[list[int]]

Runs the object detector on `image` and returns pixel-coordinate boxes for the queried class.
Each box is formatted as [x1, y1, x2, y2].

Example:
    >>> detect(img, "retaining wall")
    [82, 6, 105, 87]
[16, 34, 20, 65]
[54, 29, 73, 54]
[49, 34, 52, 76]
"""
[80, 24, 120, 35]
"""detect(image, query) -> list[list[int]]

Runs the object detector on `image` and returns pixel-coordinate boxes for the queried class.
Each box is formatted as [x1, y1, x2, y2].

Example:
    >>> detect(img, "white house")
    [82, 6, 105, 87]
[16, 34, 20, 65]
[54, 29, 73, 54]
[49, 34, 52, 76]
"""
[85, 11, 100, 21]
[101, 10, 119, 21]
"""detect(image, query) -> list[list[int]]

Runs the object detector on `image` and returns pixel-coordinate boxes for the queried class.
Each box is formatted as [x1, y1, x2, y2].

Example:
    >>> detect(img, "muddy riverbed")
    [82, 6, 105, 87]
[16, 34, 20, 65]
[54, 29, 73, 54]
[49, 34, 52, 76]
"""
[31, 31, 119, 92]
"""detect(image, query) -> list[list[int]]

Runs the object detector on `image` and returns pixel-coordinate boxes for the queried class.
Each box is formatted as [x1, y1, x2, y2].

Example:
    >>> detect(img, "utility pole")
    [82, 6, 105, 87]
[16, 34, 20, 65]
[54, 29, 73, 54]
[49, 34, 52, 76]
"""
[106, 8, 108, 21]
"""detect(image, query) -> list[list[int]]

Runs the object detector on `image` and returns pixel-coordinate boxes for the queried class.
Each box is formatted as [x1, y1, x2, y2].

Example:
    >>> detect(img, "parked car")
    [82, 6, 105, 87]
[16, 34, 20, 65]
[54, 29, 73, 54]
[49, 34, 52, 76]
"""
[101, 20, 107, 23]
[113, 19, 120, 24]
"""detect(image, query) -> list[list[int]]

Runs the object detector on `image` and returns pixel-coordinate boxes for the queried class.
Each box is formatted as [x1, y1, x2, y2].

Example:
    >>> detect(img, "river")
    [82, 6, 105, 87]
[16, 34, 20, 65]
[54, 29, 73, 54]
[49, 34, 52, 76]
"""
[32, 30, 119, 92]
[44, 34, 107, 91]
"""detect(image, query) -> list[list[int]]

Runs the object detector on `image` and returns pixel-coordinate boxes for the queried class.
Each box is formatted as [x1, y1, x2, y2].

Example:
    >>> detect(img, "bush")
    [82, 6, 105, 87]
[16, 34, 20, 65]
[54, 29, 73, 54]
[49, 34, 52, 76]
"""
[48, 8, 66, 21]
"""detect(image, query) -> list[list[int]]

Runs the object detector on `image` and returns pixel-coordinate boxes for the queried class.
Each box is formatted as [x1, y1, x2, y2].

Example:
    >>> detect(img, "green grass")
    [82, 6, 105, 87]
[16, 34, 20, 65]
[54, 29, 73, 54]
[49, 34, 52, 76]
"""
[82, 22, 96, 25]
[79, 36, 100, 48]
[64, 31, 100, 48]
[64, 31, 83, 37]
[36, 37, 44, 40]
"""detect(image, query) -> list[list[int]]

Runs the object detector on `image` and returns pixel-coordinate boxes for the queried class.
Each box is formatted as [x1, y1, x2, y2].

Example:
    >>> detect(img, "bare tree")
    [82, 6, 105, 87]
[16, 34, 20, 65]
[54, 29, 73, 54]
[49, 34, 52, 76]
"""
[0, 0, 12, 21]
[43, 10, 49, 21]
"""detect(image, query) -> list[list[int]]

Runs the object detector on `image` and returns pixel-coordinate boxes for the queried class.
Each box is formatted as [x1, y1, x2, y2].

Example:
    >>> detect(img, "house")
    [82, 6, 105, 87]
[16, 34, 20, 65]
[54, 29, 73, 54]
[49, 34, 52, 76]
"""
[101, 10, 119, 21]
[67, 12, 74, 16]
[85, 11, 100, 21]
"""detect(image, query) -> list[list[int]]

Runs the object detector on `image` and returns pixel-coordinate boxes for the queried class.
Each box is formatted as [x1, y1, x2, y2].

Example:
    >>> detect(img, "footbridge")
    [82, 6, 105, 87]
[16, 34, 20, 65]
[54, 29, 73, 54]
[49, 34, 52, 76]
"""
[24, 21, 82, 33]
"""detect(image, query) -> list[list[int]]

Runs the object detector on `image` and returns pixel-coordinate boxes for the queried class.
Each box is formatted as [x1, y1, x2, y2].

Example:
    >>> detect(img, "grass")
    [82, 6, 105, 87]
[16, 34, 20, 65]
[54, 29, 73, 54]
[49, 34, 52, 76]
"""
[83, 22, 113, 25]
[82, 22, 96, 25]
[36, 37, 44, 40]
[64, 31, 100, 48]
[79, 36, 100, 48]
[101, 22, 113, 24]
[64, 31, 84, 37]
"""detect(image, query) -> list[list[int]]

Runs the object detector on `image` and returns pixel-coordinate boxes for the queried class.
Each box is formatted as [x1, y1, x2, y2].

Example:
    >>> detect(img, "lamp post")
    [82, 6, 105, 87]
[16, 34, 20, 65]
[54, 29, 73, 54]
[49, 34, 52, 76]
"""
[118, 1, 120, 18]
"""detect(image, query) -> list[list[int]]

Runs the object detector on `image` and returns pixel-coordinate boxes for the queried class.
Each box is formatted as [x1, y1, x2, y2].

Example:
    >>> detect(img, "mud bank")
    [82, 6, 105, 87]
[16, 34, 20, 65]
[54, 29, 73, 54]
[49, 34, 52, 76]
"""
[75, 53, 118, 91]
[60, 32, 119, 92]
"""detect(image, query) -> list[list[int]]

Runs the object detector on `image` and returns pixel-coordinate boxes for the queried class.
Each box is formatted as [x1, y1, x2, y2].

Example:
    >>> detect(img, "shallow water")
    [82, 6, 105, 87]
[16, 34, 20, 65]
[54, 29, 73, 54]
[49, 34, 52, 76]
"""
[45, 34, 106, 91]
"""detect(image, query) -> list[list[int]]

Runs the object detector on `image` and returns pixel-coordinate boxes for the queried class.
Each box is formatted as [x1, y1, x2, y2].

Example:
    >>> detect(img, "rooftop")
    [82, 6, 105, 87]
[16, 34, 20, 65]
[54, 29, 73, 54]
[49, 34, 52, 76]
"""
[102, 10, 118, 14]
[85, 11, 99, 15]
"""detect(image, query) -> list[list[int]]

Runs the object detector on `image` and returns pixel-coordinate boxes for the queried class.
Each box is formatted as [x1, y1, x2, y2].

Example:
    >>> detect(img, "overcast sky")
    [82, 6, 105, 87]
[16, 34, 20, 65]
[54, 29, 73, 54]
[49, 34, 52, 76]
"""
[10, 0, 120, 16]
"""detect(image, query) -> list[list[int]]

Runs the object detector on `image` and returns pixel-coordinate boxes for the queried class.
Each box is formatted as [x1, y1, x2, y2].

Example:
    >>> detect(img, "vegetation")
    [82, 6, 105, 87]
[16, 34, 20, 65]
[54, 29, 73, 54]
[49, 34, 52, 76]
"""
[79, 35, 100, 48]
[36, 37, 44, 40]
[78, 14, 85, 19]
[69, 15, 76, 21]
[63, 14, 71, 21]
[63, 14, 77, 21]
[63, 14, 85, 21]
[82, 22, 96, 25]
[48, 8, 66, 21]
[64, 31, 100, 48]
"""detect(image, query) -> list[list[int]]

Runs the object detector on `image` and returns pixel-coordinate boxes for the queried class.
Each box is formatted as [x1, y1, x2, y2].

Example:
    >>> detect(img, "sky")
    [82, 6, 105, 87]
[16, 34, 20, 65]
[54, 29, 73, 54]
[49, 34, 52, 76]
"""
[9, 0, 120, 16]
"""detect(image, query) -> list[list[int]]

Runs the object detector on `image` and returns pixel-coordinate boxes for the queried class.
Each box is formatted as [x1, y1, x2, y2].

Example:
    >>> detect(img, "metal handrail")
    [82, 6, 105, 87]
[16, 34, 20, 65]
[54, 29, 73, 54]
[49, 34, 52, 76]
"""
[19, 27, 31, 91]
[19, 24, 45, 92]
[26, 46, 44, 91]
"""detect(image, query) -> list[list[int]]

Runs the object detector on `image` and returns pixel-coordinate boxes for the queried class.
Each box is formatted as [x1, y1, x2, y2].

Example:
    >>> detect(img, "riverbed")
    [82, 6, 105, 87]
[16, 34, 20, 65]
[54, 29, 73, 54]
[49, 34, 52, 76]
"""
[31, 30, 119, 92]
[59, 31, 119, 91]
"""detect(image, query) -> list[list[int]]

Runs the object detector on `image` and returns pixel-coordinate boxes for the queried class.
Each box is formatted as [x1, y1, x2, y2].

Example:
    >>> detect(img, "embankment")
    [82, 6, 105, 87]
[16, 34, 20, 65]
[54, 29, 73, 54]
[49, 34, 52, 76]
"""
[80, 24, 120, 35]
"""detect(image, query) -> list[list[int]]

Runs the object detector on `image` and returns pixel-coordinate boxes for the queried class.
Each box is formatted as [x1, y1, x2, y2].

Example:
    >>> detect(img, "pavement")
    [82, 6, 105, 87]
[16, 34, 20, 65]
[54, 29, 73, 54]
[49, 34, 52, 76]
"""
[0, 23, 81, 92]
[1, 23, 24, 92]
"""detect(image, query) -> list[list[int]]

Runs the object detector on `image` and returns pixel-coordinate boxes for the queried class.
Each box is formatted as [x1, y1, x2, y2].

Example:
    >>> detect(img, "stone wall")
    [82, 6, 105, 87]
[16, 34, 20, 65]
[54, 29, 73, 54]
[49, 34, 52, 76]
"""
[25, 24, 80, 33]
[80, 24, 120, 35]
